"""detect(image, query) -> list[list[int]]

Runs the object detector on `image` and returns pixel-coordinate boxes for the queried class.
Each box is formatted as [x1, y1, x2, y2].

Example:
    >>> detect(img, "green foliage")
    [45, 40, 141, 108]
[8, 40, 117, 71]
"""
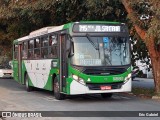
[0, 0, 127, 42]
[129, 0, 160, 49]
[131, 37, 151, 71]
[0, 0, 152, 69]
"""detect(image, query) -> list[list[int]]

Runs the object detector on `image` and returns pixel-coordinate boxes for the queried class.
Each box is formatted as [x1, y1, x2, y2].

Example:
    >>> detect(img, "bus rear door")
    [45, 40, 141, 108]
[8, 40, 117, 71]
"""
[17, 44, 23, 84]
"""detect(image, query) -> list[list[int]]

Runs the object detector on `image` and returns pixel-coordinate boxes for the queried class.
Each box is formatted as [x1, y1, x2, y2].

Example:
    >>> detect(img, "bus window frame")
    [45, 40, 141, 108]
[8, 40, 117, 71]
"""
[34, 38, 41, 59]
[48, 34, 58, 59]
[22, 41, 28, 59]
[28, 39, 34, 59]
[41, 35, 49, 59]
[14, 44, 18, 60]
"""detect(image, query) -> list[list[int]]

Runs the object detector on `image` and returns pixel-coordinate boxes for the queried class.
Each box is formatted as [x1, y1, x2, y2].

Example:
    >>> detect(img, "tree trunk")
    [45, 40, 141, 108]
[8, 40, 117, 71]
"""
[122, 0, 160, 95]
[151, 56, 160, 95]
[144, 37, 160, 95]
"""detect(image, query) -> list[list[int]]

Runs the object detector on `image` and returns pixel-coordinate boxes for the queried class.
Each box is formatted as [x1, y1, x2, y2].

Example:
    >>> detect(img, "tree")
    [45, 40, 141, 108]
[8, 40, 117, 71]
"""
[122, 0, 160, 95]
[0, 0, 127, 59]
[0, 0, 155, 86]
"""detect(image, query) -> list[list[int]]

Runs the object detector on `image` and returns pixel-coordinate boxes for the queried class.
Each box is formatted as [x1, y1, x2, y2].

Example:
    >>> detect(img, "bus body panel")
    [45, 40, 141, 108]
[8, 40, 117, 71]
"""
[69, 78, 131, 95]
[23, 59, 53, 89]
[66, 66, 131, 95]
[19, 59, 59, 91]
[13, 60, 19, 82]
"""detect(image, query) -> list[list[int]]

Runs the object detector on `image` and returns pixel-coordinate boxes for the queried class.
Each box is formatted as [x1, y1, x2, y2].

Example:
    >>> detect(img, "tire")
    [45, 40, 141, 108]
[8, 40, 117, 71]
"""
[101, 93, 113, 98]
[54, 77, 65, 100]
[25, 73, 33, 92]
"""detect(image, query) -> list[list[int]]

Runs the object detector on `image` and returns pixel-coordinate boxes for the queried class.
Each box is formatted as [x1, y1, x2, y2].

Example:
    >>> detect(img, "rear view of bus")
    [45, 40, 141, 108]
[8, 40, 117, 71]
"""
[13, 21, 131, 100]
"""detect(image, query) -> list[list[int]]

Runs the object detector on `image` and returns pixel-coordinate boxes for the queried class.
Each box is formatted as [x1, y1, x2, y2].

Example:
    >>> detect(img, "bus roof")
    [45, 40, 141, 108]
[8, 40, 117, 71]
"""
[79, 21, 121, 24]
[17, 36, 29, 42]
[29, 26, 55, 38]
[13, 21, 124, 43]
[48, 25, 65, 33]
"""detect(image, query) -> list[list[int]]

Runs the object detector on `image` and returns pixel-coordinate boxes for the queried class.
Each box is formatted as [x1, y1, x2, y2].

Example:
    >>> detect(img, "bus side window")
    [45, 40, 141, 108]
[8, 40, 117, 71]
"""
[34, 38, 40, 59]
[14, 44, 18, 60]
[28, 50, 33, 59]
[41, 48, 48, 59]
[48, 35, 58, 58]
[35, 38, 41, 48]
[41, 36, 48, 59]
[34, 49, 40, 59]
[22, 42, 28, 59]
[28, 40, 34, 59]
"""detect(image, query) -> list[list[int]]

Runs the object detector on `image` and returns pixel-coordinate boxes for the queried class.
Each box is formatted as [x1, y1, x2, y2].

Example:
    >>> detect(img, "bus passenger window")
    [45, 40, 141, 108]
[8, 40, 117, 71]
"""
[22, 51, 27, 59]
[34, 38, 40, 59]
[41, 48, 48, 59]
[49, 35, 57, 46]
[48, 46, 58, 58]
[28, 40, 34, 59]
[48, 35, 58, 58]
[22, 42, 27, 59]
[28, 40, 34, 49]
[41, 37, 48, 47]
[35, 38, 40, 48]
[14, 44, 18, 60]
[34, 49, 40, 59]
[28, 50, 33, 59]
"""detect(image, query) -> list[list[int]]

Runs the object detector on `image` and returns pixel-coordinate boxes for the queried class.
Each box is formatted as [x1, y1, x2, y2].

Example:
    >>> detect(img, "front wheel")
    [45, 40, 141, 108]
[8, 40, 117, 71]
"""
[25, 74, 33, 92]
[101, 93, 113, 98]
[54, 77, 65, 100]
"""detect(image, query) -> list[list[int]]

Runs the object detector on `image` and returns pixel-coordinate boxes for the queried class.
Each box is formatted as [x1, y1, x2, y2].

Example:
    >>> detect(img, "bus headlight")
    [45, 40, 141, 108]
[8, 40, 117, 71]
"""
[72, 75, 85, 85]
[72, 75, 79, 80]
[124, 73, 132, 84]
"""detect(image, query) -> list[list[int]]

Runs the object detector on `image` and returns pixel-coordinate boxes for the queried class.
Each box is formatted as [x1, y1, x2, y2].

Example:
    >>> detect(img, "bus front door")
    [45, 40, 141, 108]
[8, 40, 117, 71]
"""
[59, 34, 68, 92]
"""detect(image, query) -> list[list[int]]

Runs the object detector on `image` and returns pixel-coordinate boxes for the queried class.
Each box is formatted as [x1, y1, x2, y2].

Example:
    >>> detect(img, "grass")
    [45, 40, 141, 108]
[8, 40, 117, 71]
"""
[132, 87, 155, 98]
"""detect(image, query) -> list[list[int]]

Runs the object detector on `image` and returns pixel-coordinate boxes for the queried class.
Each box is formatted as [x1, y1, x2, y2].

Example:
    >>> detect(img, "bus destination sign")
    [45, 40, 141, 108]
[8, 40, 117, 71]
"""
[73, 24, 121, 32]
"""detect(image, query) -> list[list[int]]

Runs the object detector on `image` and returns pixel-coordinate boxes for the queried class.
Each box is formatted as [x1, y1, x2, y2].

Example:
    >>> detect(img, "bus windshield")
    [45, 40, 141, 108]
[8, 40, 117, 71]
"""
[71, 36, 130, 66]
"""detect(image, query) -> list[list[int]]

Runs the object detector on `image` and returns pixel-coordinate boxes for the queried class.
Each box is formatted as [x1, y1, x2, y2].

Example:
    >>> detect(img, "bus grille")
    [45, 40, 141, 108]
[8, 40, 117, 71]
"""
[86, 82, 123, 90]
[83, 68, 126, 75]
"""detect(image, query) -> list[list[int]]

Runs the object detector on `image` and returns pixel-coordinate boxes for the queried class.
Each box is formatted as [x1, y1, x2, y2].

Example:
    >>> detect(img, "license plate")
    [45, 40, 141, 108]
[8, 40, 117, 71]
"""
[100, 86, 111, 90]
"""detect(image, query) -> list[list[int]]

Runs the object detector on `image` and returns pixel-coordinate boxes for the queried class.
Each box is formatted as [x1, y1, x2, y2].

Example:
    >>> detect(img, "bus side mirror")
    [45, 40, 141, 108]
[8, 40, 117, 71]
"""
[69, 41, 74, 57]
[66, 37, 71, 51]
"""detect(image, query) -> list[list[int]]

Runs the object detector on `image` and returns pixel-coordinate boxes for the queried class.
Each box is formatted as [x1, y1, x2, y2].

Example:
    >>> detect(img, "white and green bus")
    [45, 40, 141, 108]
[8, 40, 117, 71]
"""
[13, 21, 131, 100]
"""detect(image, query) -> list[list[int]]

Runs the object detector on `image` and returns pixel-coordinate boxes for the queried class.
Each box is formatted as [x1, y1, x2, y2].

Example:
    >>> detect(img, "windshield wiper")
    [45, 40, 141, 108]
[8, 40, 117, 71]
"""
[86, 34, 99, 50]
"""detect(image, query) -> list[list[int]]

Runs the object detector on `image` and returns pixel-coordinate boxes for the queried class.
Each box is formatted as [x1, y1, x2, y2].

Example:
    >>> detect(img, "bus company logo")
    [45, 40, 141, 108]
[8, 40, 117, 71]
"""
[87, 78, 91, 82]
[2, 112, 12, 117]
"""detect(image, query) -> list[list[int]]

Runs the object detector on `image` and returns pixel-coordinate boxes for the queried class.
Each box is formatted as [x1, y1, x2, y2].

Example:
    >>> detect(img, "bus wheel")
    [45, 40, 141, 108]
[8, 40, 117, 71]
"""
[54, 77, 65, 100]
[25, 74, 33, 92]
[101, 93, 113, 98]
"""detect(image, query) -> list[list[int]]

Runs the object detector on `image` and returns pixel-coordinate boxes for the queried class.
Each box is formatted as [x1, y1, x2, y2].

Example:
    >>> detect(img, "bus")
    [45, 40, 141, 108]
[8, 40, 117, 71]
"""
[13, 21, 131, 100]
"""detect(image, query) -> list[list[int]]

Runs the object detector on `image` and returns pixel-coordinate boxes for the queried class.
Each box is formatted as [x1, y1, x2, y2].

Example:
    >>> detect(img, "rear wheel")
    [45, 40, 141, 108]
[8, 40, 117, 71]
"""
[25, 74, 33, 92]
[101, 93, 113, 98]
[54, 77, 65, 100]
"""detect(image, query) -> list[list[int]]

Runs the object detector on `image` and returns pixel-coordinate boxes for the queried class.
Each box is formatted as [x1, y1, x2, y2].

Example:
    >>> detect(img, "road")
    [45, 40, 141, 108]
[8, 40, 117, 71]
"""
[132, 77, 155, 89]
[0, 78, 160, 120]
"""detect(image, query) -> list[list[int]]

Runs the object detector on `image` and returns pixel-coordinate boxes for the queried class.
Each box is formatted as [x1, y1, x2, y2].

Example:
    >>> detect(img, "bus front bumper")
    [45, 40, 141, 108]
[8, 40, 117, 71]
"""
[69, 78, 132, 95]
